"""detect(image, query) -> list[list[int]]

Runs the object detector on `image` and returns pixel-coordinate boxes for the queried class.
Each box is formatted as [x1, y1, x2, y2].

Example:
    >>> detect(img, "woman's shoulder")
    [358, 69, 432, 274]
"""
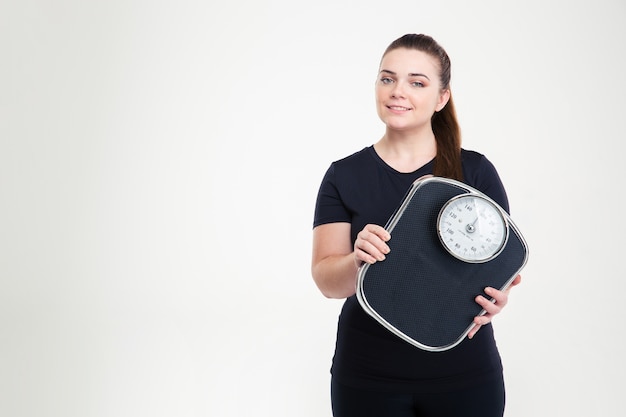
[326, 146, 376, 177]
[460, 148, 508, 210]
[332, 146, 372, 166]
[461, 148, 497, 173]
[460, 148, 487, 164]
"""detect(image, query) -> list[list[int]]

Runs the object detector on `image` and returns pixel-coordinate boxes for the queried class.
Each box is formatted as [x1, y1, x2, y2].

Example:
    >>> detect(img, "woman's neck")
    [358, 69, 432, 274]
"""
[374, 130, 437, 173]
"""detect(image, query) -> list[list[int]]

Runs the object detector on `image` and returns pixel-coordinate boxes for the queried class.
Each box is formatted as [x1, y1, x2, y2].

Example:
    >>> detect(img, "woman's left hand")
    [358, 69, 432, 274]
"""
[467, 274, 522, 339]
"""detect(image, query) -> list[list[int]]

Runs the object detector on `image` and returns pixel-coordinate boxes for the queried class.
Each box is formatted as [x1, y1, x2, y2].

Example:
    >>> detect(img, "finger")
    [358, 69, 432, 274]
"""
[502, 274, 522, 295]
[357, 228, 391, 257]
[475, 294, 502, 316]
[354, 242, 385, 264]
[364, 224, 391, 241]
[468, 312, 492, 340]
[509, 274, 522, 288]
[467, 322, 481, 339]
[355, 236, 389, 264]
[361, 225, 391, 249]
[485, 286, 509, 306]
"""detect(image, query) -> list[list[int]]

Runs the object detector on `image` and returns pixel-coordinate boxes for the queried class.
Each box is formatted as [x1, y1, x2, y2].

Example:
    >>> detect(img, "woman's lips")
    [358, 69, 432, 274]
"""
[387, 105, 412, 112]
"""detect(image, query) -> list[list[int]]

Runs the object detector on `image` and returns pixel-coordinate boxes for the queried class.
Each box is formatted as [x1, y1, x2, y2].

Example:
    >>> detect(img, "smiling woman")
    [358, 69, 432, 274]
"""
[311, 33, 521, 417]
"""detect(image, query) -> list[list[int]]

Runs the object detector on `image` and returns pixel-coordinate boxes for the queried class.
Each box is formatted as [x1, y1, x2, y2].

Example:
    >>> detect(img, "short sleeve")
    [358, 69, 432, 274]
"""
[313, 163, 352, 228]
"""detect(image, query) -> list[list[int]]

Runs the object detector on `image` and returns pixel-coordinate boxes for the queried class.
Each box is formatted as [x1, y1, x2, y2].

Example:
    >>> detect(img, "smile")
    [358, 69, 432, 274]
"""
[387, 105, 412, 111]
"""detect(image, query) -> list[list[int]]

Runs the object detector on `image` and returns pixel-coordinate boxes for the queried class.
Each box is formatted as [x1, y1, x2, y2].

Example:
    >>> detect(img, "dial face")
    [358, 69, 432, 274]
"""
[437, 194, 508, 263]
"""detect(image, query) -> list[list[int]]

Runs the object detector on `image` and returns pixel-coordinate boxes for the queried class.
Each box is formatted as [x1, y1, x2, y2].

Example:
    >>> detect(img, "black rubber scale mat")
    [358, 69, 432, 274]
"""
[356, 177, 529, 352]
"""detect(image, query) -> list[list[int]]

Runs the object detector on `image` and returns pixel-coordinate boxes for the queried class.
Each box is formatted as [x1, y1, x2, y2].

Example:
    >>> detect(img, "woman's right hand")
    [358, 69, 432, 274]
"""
[354, 224, 391, 268]
[312, 223, 391, 299]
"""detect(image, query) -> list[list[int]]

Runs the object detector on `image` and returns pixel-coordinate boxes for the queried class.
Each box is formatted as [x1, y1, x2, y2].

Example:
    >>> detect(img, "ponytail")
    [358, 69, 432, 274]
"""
[432, 95, 463, 181]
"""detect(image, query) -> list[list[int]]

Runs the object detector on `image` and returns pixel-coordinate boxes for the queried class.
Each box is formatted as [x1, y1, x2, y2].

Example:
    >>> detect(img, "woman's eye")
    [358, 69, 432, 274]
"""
[411, 81, 424, 88]
[380, 77, 394, 84]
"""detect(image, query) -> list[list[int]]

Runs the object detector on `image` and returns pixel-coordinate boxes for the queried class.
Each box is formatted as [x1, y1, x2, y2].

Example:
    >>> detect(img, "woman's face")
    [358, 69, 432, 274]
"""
[375, 48, 450, 133]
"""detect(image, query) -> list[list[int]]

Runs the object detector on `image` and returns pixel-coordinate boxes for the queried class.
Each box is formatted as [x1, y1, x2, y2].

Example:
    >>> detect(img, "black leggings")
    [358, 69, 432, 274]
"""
[331, 377, 505, 417]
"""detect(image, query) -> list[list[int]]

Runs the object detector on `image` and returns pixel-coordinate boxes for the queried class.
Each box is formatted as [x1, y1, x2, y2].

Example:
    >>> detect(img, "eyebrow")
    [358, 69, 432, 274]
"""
[380, 69, 431, 80]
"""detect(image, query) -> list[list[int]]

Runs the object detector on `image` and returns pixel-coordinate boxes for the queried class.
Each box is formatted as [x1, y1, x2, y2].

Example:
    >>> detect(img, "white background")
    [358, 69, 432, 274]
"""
[2, 1, 625, 416]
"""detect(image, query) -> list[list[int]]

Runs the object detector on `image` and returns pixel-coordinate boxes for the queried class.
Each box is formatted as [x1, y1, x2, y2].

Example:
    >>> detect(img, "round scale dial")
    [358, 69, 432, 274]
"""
[437, 193, 509, 263]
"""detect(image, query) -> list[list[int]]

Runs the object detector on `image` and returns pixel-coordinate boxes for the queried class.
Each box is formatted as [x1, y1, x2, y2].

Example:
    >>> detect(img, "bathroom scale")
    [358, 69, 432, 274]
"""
[356, 176, 529, 352]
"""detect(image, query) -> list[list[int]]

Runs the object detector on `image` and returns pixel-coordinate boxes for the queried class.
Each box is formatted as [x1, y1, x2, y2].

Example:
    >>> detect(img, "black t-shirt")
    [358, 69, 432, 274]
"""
[313, 146, 510, 393]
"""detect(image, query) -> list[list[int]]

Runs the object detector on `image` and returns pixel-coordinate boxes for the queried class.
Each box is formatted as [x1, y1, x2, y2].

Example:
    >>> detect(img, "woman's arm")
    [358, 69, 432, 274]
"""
[311, 223, 390, 299]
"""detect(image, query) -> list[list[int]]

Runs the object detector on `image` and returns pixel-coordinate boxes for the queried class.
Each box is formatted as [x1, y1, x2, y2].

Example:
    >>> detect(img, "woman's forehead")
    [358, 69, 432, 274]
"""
[380, 48, 440, 75]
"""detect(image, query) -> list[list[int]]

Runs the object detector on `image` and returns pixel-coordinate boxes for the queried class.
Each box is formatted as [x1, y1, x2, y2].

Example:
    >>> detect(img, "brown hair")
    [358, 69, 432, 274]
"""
[383, 34, 463, 181]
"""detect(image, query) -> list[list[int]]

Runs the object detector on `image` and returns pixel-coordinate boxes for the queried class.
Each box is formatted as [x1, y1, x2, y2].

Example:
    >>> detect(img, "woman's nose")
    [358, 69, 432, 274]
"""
[391, 81, 406, 98]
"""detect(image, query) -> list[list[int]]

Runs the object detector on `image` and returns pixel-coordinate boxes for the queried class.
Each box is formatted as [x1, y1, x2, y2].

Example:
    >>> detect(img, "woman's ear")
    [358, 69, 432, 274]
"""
[436, 89, 451, 112]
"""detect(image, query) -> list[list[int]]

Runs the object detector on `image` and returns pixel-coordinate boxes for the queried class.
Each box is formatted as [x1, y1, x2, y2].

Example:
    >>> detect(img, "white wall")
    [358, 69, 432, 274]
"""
[1, 1, 625, 416]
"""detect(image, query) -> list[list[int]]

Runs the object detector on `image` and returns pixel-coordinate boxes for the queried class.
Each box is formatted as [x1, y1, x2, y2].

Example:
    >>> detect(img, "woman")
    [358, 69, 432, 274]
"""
[311, 34, 522, 417]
